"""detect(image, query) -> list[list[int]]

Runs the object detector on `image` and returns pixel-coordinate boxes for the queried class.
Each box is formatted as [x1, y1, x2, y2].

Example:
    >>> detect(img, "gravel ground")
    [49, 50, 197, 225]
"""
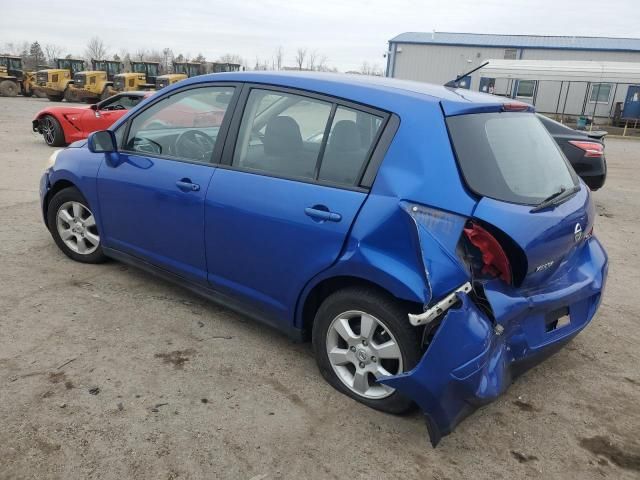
[0, 96, 639, 480]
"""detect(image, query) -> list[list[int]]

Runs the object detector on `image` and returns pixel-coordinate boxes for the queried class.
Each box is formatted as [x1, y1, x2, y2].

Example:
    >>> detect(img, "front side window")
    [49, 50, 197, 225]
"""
[590, 83, 612, 103]
[124, 86, 235, 162]
[100, 94, 145, 111]
[515, 80, 536, 98]
[233, 89, 332, 180]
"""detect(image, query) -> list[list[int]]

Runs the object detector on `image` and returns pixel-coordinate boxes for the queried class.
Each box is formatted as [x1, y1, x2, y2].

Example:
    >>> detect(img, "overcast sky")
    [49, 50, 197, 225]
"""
[1, 0, 638, 71]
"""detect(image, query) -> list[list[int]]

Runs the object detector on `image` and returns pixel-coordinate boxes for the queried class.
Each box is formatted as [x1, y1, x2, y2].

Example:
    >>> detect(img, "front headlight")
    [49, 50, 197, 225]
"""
[46, 149, 62, 169]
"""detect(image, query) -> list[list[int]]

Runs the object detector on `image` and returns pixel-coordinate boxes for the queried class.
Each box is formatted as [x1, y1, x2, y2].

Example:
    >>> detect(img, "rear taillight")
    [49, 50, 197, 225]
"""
[463, 222, 512, 284]
[568, 140, 604, 158]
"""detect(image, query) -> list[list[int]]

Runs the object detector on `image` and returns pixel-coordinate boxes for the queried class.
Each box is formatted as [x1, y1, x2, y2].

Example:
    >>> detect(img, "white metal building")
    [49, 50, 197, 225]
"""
[386, 32, 640, 120]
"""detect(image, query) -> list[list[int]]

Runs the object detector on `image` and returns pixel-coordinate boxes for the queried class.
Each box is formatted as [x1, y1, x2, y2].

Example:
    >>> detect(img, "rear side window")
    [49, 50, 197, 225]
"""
[318, 106, 383, 185]
[232, 89, 385, 187]
[233, 89, 332, 180]
[447, 112, 577, 205]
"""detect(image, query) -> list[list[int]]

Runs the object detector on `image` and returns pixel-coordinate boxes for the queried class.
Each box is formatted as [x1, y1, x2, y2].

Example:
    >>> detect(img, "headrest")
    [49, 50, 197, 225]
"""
[329, 120, 360, 152]
[263, 116, 303, 155]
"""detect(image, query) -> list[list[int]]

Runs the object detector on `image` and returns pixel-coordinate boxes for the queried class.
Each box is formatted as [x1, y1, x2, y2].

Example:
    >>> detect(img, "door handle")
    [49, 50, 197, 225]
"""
[176, 178, 200, 192]
[305, 206, 342, 222]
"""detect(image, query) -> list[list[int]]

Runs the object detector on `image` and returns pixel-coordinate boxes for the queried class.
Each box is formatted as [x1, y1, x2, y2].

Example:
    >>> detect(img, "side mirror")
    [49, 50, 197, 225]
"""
[88, 130, 116, 153]
[90, 104, 98, 111]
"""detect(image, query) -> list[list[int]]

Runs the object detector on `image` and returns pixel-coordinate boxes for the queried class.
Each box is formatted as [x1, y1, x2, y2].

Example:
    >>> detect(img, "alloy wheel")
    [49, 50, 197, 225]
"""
[56, 201, 100, 255]
[325, 310, 403, 400]
[42, 117, 56, 145]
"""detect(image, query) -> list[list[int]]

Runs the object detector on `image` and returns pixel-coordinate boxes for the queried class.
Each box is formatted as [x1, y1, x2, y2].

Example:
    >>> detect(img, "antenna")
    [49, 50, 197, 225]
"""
[444, 61, 489, 88]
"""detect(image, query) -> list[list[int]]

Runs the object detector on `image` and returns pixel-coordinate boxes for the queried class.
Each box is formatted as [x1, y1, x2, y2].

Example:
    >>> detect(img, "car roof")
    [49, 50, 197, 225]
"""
[176, 71, 507, 112]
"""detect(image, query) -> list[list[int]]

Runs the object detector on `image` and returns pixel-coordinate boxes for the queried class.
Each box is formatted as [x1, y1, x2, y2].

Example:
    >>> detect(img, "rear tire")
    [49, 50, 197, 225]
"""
[40, 115, 66, 147]
[0, 80, 19, 97]
[312, 286, 422, 414]
[47, 187, 106, 264]
[48, 95, 63, 102]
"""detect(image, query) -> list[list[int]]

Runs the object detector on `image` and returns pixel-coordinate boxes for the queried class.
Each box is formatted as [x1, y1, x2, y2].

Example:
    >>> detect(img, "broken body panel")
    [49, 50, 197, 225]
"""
[381, 235, 606, 445]
[313, 96, 608, 445]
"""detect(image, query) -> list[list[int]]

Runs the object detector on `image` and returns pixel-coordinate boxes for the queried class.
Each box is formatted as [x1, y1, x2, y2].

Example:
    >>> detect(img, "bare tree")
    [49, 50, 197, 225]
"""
[85, 36, 107, 60]
[306, 50, 318, 71]
[274, 46, 284, 70]
[146, 49, 163, 63]
[295, 48, 307, 70]
[162, 48, 174, 72]
[316, 55, 329, 72]
[218, 53, 244, 65]
[360, 61, 383, 76]
[134, 50, 146, 61]
[43, 44, 64, 66]
[253, 57, 269, 71]
[2, 42, 17, 55]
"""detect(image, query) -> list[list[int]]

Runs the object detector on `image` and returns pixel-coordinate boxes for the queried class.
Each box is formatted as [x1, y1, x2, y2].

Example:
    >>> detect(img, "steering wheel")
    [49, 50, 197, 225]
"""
[174, 129, 215, 161]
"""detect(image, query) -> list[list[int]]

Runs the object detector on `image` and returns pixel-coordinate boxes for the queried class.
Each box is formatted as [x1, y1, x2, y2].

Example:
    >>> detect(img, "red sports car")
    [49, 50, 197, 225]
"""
[33, 92, 152, 147]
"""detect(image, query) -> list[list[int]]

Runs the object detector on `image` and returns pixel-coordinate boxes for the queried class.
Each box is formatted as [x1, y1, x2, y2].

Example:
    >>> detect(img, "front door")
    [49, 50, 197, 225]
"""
[97, 84, 237, 283]
[205, 87, 387, 326]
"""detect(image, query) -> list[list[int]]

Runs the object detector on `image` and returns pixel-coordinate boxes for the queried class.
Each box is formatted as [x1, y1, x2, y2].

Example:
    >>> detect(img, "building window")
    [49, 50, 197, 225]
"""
[589, 83, 612, 103]
[516, 80, 536, 98]
[504, 48, 518, 60]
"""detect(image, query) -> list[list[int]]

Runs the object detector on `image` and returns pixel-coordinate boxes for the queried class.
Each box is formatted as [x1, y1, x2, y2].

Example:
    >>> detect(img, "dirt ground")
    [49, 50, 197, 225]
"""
[0, 96, 639, 480]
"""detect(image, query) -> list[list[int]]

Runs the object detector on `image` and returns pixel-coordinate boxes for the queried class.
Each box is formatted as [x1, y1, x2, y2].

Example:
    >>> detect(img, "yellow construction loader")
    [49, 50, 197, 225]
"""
[34, 58, 86, 101]
[0, 55, 37, 97]
[210, 62, 242, 73]
[64, 59, 124, 102]
[111, 61, 159, 93]
[155, 62, 203, 89]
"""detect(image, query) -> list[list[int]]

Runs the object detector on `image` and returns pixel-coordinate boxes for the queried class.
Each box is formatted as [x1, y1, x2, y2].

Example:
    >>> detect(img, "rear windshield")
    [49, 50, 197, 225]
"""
[447, 112, 577, 205]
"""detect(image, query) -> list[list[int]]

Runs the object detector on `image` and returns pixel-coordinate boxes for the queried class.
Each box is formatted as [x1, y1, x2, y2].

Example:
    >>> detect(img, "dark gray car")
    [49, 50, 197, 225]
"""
[538, 114, 607, 190]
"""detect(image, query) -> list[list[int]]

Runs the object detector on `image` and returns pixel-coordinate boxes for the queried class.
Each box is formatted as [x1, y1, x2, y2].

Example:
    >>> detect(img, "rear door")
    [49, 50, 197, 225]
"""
[205, 86, 387, 326]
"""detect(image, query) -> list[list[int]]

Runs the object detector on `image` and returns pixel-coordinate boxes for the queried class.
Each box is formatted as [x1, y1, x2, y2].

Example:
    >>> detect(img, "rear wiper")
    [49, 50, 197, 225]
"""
[530, 185, 580, 213]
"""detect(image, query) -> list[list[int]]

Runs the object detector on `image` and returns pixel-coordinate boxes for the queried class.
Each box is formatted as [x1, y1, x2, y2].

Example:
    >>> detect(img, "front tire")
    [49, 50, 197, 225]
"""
[312, 287, 421, 414]
[47, 187, 106, 264]
[40, 115, 66, 147]
[0, 80, 19, 97]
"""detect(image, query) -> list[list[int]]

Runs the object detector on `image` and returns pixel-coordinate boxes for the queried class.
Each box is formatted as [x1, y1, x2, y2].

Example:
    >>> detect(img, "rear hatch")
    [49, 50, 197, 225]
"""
[445, 108, 592, 288]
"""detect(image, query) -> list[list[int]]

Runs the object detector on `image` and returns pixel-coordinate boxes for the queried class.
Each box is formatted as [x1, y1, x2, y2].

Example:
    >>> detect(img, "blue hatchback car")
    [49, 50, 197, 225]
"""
[40, 72, 608, 445]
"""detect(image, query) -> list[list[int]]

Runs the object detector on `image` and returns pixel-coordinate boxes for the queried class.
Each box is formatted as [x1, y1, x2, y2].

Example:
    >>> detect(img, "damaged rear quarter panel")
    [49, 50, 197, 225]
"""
[380, 237, 608, 446]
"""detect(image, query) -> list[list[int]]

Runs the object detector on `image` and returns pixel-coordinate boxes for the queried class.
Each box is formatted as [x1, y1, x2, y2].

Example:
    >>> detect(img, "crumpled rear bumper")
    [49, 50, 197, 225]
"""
[380, 237, 608, 446]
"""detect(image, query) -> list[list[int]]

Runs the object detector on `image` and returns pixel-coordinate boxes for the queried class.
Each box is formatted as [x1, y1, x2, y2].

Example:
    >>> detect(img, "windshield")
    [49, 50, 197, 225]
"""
[447, 112, 578, 205]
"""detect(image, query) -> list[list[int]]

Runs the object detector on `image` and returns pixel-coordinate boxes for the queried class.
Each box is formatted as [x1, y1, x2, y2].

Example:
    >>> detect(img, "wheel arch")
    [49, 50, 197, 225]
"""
[297, 274, 424, 342]
[43, 178, 77, 224]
